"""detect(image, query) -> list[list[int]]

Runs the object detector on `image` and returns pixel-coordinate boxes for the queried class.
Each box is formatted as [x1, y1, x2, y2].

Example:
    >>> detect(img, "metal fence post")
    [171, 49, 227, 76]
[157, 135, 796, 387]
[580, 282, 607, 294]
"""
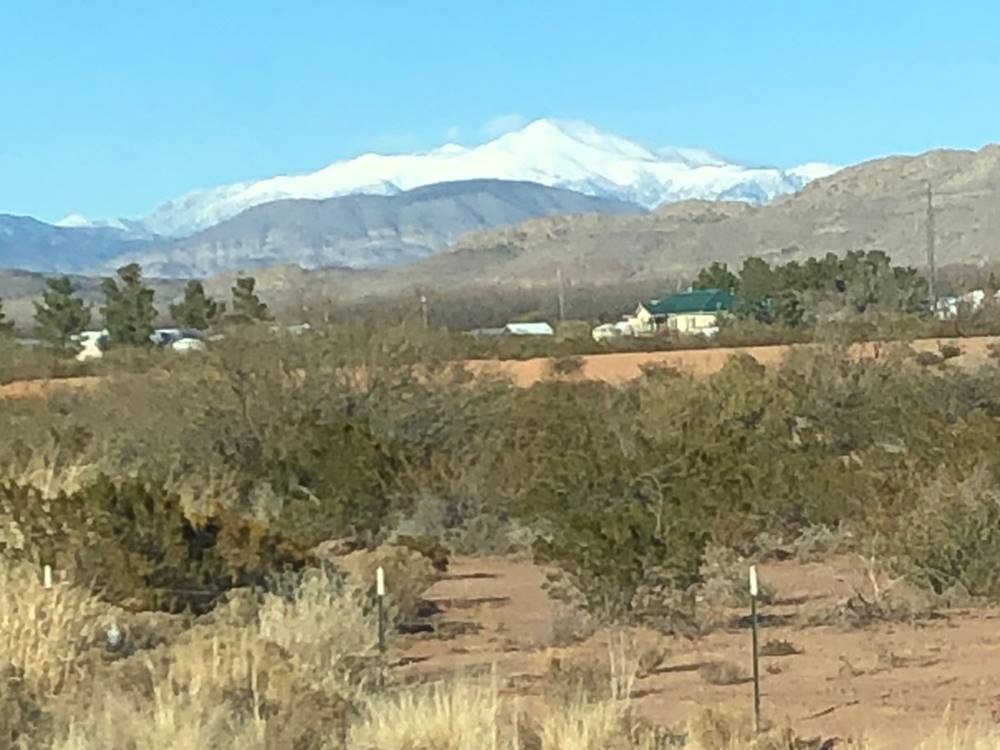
[750, 564, 761, 732]
[376, 566, 386, 691]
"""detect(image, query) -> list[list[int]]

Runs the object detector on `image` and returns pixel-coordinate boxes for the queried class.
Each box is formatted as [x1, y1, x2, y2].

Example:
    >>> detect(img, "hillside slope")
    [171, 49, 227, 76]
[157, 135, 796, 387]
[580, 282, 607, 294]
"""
[105, 180, 643, 277]
[371, 144, 1000, 292]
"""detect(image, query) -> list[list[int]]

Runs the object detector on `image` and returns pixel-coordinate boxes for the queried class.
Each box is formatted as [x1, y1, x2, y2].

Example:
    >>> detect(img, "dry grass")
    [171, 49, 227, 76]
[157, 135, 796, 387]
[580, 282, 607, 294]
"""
[7, 553, 1000, 749]
[351, 678, 507, 750]
[0, 559, 109, 696]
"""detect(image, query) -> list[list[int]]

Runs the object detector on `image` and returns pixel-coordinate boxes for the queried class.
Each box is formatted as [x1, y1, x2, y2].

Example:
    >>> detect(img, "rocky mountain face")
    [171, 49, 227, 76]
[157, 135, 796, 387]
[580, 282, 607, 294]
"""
[0, 215, 149, 274]
[102, 180, 644, 277]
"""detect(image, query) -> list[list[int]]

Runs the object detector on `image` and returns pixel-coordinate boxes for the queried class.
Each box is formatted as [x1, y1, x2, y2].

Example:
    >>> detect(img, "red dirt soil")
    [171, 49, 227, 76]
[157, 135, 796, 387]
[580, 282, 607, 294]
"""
[466, 335, 1000, 387]
[395, 555, 1000, 749]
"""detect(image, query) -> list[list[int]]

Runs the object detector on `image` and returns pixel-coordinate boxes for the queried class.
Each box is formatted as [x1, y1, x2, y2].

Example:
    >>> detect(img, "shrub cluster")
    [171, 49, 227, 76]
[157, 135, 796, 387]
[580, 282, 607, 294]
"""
[4, 318, 1000, 625]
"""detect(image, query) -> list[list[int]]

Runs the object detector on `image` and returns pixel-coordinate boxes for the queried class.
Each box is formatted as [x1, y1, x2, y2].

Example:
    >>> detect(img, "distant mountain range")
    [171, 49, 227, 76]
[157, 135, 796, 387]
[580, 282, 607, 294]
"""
[365, 144, 1000, 293]
[103, 180, 642, 278]
[0, 215, 152, 274]
[2, 119, 840, 277]
[4, 143, 1000, 327]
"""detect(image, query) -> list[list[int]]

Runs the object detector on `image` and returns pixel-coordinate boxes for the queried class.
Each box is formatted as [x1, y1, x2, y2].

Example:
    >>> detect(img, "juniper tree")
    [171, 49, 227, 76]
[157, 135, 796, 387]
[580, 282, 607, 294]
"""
[102, 263, 157, 347]
[33, 276, 92, 352]
[0, 298, 13, 336]
[170, 280, 223, 330]
[230, 276, 271, 322]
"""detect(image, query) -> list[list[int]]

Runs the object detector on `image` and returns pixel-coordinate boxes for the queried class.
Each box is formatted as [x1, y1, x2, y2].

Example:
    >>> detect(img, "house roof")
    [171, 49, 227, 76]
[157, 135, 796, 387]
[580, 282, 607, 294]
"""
[645, 289, 734, 316]
[504, 322, 554, 336]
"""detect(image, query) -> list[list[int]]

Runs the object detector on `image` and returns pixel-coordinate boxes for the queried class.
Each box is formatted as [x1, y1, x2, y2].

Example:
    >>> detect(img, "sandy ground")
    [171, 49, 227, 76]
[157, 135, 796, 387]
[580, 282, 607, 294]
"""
[392, 555, 1000, 749]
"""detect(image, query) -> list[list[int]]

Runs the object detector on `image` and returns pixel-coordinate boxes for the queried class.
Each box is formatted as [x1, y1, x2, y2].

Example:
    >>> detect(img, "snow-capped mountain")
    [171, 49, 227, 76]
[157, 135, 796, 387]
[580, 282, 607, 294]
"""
[55, 213, 158, 240]
[136, 119, 840, 237]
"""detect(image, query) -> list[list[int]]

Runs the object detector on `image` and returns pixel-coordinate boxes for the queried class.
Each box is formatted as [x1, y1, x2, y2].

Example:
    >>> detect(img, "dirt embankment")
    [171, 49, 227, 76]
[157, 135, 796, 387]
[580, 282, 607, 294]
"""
[1, 335, 996, 401]
[465, 335, 1000, 387]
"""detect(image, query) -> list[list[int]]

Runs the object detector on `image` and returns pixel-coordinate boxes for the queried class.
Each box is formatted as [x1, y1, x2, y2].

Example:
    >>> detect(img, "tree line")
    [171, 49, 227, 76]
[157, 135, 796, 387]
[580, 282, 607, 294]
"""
[692, 250, 930, 326]
[0, 263, 272, 352]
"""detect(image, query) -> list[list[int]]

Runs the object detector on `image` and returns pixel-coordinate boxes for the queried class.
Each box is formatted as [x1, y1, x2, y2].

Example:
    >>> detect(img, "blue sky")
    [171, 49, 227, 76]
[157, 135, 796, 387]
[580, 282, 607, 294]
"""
[2, 0, 998, 222]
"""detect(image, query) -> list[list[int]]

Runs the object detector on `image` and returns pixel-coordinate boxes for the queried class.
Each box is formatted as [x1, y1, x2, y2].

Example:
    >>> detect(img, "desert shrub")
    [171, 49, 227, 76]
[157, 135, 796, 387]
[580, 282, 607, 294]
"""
[638, 361, 682, 380]
[938, 342, 963, 359]
[0, 477, 310, 612]
[534, 495, 705, 624]
[548, 355, 585, 377]
[392, 534, 450, 572]
[882, 467, 1000, 598]
[759, 639, 803, 657]
[698, 661, 747, 686]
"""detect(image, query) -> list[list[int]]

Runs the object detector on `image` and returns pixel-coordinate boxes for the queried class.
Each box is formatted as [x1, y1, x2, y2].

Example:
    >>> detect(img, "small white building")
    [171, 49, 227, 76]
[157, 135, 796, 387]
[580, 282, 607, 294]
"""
[935, 289, 996, 320]
[504, 322, 554, 336]
[74, 330, 108, 362]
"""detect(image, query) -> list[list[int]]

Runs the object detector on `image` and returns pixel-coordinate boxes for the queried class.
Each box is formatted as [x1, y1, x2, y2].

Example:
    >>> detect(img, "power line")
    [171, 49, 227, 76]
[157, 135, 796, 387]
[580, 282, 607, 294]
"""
[926, 181, 937, 309]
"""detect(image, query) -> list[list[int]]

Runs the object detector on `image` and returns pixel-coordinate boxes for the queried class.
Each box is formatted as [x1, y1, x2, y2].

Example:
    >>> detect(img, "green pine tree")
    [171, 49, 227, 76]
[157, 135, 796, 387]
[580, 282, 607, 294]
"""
[693, 261, 740, 293]
[0, 297, 14, 336]
[170, 280, 223, 330]
[101, 263, 157, 347]
[230, 276, 271, 322]
[34, 277, 92, 352]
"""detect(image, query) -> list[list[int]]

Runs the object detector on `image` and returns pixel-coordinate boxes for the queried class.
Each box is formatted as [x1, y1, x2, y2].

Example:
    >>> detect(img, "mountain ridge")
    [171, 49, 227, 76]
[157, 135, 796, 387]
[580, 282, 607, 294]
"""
[100, 179, 644, 277]
[72, 119, 839, 237]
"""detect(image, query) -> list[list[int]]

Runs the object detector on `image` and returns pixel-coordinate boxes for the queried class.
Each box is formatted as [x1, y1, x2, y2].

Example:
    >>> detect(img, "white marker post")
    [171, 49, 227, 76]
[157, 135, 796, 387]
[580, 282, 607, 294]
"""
[749, 565, 761, 731]
[376, 566, 386, 690]
[43, 565, 53, 590]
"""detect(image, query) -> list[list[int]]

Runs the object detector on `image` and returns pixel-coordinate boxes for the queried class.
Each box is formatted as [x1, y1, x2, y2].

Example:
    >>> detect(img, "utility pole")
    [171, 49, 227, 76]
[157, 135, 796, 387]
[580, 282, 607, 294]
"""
[926, 180, 937, 312]
[556, 267, 566, 323]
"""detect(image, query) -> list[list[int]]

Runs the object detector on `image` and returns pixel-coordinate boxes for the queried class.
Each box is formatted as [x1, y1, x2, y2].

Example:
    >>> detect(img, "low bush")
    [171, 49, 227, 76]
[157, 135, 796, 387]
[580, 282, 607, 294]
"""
[0, 477, 310, 612]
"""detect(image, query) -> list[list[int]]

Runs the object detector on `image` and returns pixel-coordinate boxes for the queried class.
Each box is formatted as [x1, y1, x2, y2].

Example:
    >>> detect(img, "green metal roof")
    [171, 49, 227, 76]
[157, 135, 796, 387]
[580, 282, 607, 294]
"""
[646, 289, 734, 316]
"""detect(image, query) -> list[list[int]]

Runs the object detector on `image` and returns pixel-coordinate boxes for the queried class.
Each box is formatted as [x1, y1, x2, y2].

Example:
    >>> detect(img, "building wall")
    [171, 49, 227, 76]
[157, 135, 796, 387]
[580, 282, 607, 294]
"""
[626, 305, 659, 335]
[667, 311, 721, 334]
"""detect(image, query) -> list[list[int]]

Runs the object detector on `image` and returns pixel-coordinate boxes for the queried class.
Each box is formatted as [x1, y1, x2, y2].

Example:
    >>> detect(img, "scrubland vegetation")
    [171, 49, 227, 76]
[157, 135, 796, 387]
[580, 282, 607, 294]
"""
[7, 290, 1000, 744]
[9, 247, 1000, 750]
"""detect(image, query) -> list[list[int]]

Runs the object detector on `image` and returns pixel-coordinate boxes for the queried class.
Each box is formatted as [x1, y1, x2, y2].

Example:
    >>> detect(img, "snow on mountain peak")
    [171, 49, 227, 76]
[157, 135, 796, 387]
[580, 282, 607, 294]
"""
[56, 214, 95, 228]
[134, 119, 841, 237]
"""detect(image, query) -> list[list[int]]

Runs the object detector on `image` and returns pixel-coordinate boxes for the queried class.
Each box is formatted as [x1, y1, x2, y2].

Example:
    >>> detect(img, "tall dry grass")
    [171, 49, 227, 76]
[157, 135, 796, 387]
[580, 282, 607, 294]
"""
[0, 559, 108, 696]
[6, 555, 1000, 749]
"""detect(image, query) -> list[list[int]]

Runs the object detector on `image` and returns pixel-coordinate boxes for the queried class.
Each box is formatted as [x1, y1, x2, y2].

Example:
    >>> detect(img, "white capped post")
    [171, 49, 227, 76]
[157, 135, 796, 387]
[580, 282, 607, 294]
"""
[43, 565, 53, 590]
[749, 564, 761, 731]
[376, 565, 387, 690]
